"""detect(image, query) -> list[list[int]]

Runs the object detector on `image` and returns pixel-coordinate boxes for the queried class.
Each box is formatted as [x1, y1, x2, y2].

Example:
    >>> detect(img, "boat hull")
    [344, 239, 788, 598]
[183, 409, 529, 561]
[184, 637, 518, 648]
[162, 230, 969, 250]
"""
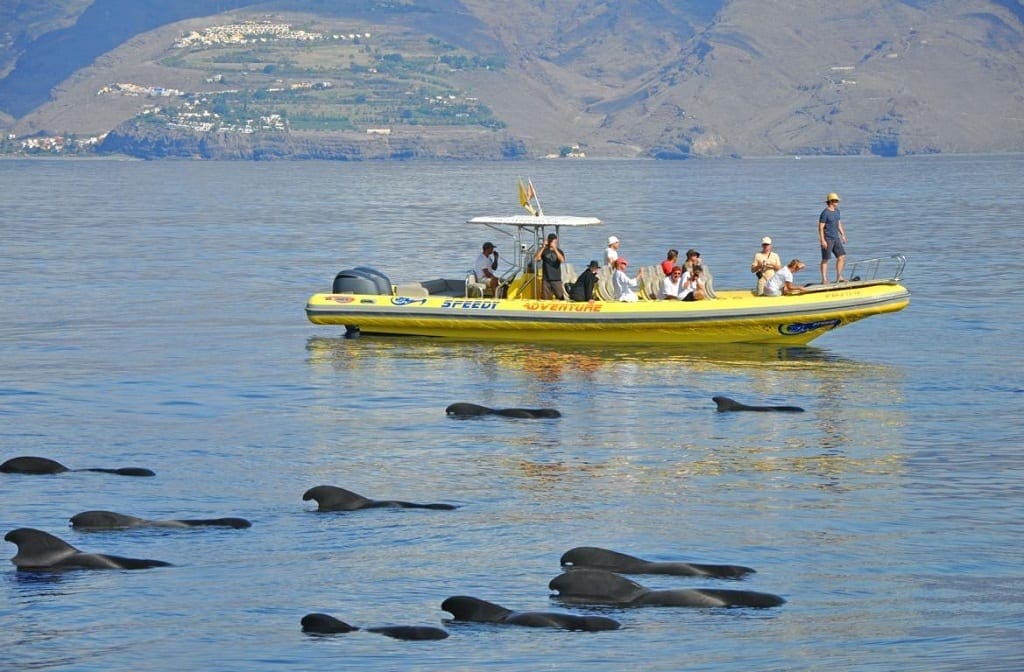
[306, 283, 910, 345]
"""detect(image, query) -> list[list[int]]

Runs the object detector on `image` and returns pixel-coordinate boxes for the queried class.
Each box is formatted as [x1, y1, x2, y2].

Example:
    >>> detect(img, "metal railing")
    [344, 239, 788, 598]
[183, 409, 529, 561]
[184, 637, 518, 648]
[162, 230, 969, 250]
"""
[844, 253, 906, 283]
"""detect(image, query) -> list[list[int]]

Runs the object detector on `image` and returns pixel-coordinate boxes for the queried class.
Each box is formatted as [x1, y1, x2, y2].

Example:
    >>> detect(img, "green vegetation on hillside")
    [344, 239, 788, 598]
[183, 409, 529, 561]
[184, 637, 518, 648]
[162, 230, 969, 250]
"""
[147, 20, 506, 134]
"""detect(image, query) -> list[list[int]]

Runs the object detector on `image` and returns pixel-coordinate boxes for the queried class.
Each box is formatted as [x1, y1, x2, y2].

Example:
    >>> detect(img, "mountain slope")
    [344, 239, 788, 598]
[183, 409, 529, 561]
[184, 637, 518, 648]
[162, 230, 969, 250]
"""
[1, 0, 1022, 157]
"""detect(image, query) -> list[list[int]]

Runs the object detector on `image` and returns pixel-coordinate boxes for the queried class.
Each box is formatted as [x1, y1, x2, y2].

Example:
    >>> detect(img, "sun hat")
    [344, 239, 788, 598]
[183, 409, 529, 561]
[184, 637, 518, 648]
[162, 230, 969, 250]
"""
[607, 236, 619, 245]
[761, 236, 772, 245]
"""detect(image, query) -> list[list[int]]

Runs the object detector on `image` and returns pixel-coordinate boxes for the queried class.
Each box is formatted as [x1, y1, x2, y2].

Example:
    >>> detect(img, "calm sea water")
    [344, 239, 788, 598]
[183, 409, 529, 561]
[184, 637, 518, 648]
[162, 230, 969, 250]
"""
[1, 155, 1021, 671]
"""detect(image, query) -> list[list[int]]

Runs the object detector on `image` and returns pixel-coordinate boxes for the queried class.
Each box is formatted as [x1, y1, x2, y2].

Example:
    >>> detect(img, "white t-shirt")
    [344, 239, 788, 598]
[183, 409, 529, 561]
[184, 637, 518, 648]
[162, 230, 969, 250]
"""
[765, 266, 793, 296]
[604, 246, 618, 268]
[475, 252, 496, 280]
[660, 275, 682, 299]
[678, 270, 704, 299]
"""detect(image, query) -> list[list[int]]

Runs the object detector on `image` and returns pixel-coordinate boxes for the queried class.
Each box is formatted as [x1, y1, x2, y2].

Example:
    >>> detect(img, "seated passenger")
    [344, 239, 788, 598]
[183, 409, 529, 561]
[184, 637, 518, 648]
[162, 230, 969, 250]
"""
[659, 266, 684, 300]
[679, 265, 707, 301]
[764, 259, 806, 296]
[683, 248, 717, 298]
[474, 242, 500, 291]
[612, 258, 643, 302]
[569, 260, 601, 302]
[683, 248, 701, 273]
[660, 249, 679, 276]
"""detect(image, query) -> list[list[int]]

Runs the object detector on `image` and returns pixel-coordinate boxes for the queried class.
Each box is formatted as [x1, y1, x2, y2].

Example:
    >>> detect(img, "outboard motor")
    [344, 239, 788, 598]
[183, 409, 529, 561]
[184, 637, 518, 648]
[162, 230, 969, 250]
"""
[351, 266, 392, 295]
[332, 268, 392, 295]
[331, 268, 393, 340]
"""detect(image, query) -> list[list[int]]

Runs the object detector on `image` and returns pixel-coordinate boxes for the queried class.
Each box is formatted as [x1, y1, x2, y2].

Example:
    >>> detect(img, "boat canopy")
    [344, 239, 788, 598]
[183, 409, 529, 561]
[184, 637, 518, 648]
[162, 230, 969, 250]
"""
[467, 215, 602, 228]
[467, 215, 602, 286]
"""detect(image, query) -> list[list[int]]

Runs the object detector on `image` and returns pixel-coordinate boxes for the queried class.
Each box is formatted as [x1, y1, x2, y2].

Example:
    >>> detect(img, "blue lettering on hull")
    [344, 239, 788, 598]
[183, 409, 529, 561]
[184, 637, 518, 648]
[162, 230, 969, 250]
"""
[440, 300, 498, 310]
[779, 319, 841, 335]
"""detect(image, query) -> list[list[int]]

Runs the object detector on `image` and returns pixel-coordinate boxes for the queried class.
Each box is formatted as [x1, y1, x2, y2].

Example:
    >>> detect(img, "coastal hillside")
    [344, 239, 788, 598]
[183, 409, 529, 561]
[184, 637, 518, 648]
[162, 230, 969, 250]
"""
[1, 0, 1022, 159]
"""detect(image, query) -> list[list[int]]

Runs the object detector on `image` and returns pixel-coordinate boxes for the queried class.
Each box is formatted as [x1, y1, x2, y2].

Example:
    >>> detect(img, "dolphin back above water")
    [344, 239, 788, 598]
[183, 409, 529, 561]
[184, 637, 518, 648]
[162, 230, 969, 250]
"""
[1, 455, 155, 477]
[301, 613, 449, 640]
[445, 403, 561, 419]
[5, 527, 172, 570]
[441, 596, 620, 631]
[302, 485, 457, 511]
[70, 510, 251, 530]
[712, 396, 805, 413]
[560, 546, 756, 579]
[549, 569, 786, 608]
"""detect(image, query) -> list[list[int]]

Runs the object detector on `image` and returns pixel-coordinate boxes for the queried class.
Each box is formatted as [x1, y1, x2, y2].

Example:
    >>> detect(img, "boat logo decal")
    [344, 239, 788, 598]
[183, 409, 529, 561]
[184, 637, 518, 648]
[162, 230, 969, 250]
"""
[524, 301, 603, 313]
[440, 299, 498, 310]
[326, 295, 355, 304]
[779, 319, 841, 335]
[392, 296, 428, 306]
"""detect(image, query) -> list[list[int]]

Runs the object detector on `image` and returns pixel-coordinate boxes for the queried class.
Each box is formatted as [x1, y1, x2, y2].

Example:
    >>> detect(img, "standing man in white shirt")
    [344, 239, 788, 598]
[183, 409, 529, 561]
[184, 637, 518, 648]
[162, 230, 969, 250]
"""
[604, 235, 621, 269]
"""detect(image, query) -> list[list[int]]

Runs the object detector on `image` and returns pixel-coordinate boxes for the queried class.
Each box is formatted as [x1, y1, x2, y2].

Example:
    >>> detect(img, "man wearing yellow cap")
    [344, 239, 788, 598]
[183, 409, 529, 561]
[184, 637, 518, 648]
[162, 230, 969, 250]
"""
[818, 192, 847, 283]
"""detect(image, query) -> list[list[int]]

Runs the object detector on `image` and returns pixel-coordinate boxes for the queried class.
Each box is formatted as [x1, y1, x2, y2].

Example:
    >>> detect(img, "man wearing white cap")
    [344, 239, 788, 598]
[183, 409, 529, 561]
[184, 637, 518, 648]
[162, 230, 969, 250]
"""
[751, 236, 781, 296]
[604, 235, 620, 269]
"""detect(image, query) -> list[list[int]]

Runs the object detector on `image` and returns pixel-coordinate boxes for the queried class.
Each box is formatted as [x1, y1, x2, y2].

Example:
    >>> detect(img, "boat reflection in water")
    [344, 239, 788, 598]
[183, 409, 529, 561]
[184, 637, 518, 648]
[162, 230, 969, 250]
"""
[306, 335, 879, 382]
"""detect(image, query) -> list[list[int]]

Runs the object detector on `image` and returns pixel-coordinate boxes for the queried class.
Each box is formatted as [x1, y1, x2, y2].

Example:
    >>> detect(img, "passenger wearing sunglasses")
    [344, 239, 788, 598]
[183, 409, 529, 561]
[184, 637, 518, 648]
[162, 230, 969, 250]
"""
[660, 266, 684, 300]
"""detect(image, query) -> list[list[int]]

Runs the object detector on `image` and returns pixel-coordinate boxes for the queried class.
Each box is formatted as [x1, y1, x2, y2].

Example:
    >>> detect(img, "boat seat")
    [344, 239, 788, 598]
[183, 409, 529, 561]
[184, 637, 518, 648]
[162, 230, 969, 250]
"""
[394, 282, 429, 298]
[700, 263, 718, 299]
[596, 267, 615, 301]
[422, 278, 467, 296]
[466, 272, 494, 298]
[561, 262, 576, 297]
[642, 265, 662, 300]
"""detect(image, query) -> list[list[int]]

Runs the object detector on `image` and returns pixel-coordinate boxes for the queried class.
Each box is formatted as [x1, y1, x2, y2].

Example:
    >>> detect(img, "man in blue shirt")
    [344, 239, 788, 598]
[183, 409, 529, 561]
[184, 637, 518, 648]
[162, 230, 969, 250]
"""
[818, 192, 847, 283]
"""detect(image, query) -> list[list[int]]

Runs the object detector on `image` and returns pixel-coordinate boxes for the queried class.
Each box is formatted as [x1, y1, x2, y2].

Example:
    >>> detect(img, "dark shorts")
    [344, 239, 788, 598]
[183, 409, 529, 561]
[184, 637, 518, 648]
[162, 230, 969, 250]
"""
[541, 279, 566, 300]
[821, 239, 846, 261]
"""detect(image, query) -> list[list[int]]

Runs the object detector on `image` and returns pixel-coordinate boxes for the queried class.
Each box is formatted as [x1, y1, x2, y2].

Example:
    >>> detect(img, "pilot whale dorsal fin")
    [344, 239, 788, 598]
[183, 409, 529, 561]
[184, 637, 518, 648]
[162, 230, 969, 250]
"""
[446, 403, 561, 419]
[302, 485, 374, 511]
[70, 511, 148, 529]
[1, 456, 70, 474]
[549, 568, 649, 604]
[301, 613, 359, 634]
[560, 546, 756, 578]
[5, 527, 80, 567]
[441, 596, 514, 622]
[304, 485, 455, 511]
[71, 511, 251, 529]
[560, 546, 647, 570]
[5, 527, 171, 570]
[712, 396, 804, 413]
[1, 456, 154, 476]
